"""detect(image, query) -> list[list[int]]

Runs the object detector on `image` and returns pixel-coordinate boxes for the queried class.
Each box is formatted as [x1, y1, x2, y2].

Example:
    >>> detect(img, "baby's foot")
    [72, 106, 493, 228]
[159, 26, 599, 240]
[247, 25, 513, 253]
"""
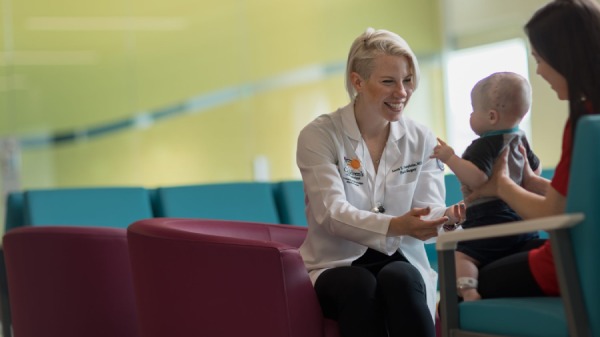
[460, 288, 481, 302]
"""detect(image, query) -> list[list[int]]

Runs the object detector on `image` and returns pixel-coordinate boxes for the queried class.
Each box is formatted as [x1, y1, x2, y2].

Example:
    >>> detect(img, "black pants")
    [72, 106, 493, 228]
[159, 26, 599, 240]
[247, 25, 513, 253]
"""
[314, 249, 435, 337]
[478, 239, 546, 298]
[457, 200, 539, 266]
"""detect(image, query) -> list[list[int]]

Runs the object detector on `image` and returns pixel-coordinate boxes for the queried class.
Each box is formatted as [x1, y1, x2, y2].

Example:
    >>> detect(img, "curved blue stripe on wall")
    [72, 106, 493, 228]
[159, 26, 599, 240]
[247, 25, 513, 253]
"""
[19, 61, 345, 149]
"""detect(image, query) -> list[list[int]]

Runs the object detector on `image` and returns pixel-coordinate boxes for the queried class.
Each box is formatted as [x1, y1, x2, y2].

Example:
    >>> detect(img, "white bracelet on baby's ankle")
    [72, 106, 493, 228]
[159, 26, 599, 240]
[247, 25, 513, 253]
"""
[457, 277, 478, 291]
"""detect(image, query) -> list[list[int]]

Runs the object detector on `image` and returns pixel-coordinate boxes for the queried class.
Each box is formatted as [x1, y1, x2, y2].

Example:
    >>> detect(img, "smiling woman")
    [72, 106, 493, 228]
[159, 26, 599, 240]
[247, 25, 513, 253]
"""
[296, 28, 465, 337]
[352, 54, 413, 124]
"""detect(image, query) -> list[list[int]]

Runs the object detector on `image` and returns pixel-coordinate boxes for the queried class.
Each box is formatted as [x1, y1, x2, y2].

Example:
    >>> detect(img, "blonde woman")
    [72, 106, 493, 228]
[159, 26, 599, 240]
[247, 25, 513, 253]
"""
[297, 28, 464, 337]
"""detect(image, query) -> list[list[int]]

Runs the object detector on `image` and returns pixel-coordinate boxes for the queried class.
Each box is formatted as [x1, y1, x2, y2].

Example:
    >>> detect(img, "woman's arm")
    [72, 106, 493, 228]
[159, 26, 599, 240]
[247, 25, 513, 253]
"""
[496, 177, 565, 219]
[521, 174, 551, 196]
[521, 144, 550, 196]
[467, 148, 566, 219]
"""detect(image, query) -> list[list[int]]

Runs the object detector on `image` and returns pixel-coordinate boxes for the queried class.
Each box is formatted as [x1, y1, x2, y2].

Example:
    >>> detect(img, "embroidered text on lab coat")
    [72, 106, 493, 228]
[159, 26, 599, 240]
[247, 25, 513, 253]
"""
[392, 161, 422, 174]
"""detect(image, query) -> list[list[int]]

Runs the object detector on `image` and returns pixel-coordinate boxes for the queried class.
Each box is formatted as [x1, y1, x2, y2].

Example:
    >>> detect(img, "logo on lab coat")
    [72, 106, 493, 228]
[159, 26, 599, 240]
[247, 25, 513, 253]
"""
[342, 157, 364, 186]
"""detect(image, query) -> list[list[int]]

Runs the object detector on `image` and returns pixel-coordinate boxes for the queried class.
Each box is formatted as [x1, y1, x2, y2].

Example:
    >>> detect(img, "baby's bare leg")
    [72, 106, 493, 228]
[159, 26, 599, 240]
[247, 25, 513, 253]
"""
[455, 251, 481, 301]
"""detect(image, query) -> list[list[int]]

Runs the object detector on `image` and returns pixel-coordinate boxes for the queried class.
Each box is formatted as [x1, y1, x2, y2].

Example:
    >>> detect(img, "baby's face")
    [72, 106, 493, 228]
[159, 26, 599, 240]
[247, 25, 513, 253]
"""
[469, 95, 494, 136]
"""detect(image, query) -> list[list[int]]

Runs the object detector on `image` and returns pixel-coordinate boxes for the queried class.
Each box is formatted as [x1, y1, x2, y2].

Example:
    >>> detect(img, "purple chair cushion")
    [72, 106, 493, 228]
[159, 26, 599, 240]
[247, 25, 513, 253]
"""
[3, 226, 140, 337]
[128, 218, 338, 337]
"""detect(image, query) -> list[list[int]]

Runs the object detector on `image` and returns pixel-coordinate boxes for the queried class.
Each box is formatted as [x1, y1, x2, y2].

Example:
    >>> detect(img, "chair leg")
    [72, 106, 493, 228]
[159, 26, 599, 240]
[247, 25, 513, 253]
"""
[438, 250, 459, 337]
[0, 249, 12, 337]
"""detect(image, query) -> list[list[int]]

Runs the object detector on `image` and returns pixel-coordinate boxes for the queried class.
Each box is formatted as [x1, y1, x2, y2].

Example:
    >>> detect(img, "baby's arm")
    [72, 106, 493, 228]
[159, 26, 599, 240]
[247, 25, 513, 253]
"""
[430, 138, 488, 189]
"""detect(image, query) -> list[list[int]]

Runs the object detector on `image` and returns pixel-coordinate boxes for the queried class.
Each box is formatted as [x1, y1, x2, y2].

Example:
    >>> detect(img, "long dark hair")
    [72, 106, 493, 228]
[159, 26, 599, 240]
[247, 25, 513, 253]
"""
[525, 0, 600, 137]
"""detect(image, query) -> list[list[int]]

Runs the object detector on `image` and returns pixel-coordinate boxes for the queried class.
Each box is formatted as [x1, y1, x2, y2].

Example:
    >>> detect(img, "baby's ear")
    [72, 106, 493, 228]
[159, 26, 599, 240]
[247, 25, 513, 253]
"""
[488, 109, 499, 124]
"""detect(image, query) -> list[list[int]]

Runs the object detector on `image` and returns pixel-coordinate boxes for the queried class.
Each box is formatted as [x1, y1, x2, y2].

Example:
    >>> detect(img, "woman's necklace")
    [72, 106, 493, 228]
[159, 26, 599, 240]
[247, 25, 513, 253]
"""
[371, 155, 387, 213]
[361, 138, 387, 214]
[373, 151, 383, 166]
[354, 102, 389, 214]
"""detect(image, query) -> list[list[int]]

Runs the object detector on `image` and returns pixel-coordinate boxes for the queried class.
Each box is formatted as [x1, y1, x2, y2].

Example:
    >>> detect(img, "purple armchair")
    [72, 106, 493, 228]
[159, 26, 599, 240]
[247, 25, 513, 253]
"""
[127, 218, 340, 337]
[2, 226, 140, 337]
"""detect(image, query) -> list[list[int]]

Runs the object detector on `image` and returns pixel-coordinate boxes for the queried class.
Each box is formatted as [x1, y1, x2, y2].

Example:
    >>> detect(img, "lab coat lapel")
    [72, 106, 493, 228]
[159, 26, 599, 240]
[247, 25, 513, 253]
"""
[386, 118, 407, 172]
[339, 104, 376, 188]
[339, 104, 365, 165]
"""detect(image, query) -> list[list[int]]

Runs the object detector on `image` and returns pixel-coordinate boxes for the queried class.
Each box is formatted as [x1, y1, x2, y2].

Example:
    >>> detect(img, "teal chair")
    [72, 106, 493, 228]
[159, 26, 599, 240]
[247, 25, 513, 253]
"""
[5, 192, 25, 233]
[538, 168, 555, 240]
[444, 174, 463, 206]
[425, 174, 463, 273]
[23, 187, 154, 228]
[155, 182, 280, 224]
[436, 115, 600, 337]
[540, 167, 555, 180]
[273, 180, 307, 226]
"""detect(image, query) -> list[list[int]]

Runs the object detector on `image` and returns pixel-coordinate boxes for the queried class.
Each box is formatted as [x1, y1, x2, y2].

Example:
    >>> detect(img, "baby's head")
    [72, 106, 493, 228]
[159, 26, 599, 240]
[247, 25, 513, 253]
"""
[469, 72, 531, 136]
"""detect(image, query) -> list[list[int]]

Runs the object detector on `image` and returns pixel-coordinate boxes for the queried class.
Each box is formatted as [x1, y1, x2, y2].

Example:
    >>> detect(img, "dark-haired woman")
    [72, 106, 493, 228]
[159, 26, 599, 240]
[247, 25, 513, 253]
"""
[467, 0, 600, 298]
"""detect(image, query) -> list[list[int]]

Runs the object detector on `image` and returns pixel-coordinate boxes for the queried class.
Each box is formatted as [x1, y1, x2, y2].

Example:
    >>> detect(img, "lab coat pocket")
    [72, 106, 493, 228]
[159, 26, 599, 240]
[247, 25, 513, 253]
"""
[384, 180, 418, 215]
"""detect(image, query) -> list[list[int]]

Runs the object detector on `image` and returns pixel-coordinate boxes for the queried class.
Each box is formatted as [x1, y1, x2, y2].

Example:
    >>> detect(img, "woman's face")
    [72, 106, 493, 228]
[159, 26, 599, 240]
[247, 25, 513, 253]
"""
[532, 47, 568, 100]
[352, 54, 414, 122]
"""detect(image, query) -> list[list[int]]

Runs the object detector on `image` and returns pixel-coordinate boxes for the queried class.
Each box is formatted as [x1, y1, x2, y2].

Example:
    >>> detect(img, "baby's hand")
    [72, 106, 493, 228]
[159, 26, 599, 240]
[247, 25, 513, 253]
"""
[430, 138, 455, 163]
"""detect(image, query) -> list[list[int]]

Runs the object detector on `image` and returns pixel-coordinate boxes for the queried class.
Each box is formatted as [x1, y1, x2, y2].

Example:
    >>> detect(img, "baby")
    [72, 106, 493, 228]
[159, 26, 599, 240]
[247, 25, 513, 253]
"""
[431, 72, 542, 301]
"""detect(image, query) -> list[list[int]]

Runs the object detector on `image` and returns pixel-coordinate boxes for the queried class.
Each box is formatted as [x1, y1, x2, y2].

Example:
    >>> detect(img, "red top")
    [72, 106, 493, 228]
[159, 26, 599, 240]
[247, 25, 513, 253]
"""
[528, 119, 572, 295]
[550, 119, 573, 196]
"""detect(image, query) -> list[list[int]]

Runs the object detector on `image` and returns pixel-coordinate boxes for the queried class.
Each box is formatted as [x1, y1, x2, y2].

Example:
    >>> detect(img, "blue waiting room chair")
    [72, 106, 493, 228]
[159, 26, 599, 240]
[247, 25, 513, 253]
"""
[425, 174, 464, 272]
[436, 115, 600, 337]
[22, 187, 154, 228]
[154, 182, 280, 224]
[272, 180, 307, 226]
[444, 173, 463, 206]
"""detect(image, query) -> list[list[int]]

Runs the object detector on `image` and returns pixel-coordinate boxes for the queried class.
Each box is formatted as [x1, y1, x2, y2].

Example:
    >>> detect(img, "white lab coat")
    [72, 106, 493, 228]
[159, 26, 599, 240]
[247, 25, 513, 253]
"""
[297, 103, 447, 320]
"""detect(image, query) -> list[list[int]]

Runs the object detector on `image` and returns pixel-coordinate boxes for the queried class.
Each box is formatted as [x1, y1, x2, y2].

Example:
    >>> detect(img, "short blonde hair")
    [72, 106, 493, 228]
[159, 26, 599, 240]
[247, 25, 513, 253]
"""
[345, 27, 420, 100]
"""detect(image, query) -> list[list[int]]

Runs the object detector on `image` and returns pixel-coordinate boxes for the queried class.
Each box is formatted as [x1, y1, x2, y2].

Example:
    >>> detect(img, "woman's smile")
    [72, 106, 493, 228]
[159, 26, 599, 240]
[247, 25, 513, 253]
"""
[385, 101, 405, 112]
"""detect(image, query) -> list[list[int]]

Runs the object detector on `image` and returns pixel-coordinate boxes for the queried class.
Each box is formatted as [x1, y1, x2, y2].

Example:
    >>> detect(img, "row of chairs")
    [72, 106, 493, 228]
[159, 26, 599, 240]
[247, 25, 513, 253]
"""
[0, 177, 466, 337]
[0, 181, 308, 337]
[4, 177, 467, 273]
[0, 166, 567, 337]
[6, 174, 476, 233]
[5, 181, 308, 232]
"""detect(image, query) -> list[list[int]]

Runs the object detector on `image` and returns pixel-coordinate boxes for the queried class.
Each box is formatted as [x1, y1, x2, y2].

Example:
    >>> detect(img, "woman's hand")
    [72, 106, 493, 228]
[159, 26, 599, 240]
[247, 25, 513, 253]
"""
[518, 144, 550, 196]
[466, 147, 514, 203]
[519, 144, 537, 183]
[388, 207, 448, 240]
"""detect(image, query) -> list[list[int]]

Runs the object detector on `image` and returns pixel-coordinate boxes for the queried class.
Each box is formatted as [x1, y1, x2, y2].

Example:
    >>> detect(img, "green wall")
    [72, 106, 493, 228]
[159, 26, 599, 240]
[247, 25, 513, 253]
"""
[1, 0, 444, 188]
